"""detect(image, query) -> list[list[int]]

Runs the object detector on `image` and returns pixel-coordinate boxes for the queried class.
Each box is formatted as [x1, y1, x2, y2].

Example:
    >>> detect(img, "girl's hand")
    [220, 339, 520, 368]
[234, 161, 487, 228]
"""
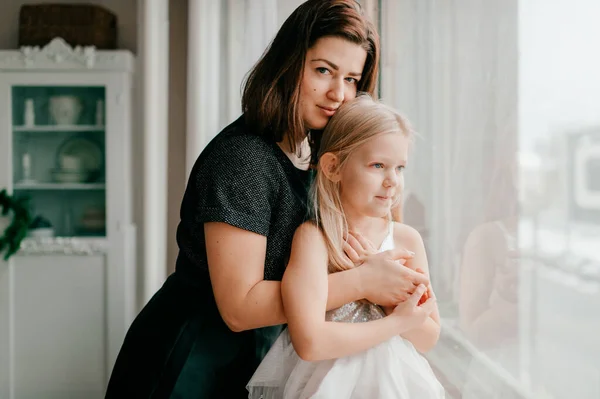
[415, 267, 430, 305]
[391, 284, 437, 333]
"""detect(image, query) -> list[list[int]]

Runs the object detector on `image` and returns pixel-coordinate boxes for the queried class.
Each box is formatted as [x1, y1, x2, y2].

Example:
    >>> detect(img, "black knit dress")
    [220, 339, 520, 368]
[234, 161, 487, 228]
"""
[105, 115, 311, 398]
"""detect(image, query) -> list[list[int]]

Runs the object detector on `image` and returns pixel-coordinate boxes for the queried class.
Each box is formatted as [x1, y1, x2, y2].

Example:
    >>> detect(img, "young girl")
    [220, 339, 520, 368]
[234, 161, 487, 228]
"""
[247, 94, 445, 398]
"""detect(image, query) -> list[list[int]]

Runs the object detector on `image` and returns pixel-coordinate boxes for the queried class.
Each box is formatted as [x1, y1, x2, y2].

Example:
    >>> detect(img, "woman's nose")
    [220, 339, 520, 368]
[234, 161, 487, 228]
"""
[327, 79, 344, 103]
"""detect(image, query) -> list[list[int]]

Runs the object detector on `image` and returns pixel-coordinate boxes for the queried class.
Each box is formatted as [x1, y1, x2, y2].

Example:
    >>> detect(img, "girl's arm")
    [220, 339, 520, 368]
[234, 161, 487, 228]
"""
[282, 222, 426, 361]
[394, 223, 441, 353]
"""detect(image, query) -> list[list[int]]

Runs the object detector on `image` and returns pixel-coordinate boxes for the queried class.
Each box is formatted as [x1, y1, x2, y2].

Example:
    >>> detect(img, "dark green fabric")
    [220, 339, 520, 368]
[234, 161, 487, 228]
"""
[106, 274, 285, 398]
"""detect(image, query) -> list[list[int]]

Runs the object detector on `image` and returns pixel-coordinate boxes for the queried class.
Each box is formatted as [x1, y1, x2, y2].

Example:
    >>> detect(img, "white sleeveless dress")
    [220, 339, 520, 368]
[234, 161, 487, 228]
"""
[247, 223, 445, 398]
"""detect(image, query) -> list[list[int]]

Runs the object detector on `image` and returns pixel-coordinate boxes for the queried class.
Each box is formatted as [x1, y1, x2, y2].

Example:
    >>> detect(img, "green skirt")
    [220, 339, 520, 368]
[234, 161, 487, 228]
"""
[105, 273, 283, 398]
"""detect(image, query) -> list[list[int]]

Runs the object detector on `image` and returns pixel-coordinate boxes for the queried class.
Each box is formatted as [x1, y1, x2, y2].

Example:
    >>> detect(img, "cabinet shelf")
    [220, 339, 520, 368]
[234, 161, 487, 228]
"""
[13, 125, 105, 132]
[13, 182, 106, 190]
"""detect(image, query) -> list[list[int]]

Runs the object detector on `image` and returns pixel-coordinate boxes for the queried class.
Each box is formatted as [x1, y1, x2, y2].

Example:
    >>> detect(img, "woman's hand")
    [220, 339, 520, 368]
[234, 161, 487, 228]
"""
[343, 231, 378, 266]
[344, 232, 429, 307]
[358, 248, 429, 306]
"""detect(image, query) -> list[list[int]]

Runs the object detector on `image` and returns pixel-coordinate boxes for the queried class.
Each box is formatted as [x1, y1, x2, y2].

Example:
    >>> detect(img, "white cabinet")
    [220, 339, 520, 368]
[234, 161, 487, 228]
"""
[0, 38, 137, 398]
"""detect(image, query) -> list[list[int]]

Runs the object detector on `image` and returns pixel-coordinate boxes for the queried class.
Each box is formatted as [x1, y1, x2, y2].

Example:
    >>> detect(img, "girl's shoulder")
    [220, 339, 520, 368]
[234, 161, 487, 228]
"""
[293, 220, 329, 250]
[391, 221, 425, 250]
[295, 220, 325, 241]
[288, 221, 329, 269]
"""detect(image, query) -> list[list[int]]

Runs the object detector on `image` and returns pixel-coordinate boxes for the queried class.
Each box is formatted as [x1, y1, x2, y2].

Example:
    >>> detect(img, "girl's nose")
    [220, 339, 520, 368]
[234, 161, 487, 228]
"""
[383, 172, 397, 188]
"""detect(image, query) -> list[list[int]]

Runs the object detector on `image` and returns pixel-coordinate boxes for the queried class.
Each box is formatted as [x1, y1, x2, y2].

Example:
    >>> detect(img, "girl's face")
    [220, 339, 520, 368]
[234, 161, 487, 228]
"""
[299, 36, 367, 131]
[339, 132, 409, 218]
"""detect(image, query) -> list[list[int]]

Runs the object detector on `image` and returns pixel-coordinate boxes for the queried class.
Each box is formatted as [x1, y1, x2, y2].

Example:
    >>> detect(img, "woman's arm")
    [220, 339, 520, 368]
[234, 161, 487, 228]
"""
[283, 222, 425, 361]
[206, 220, 407, 336]
[206, 220, 424, 333]
[395, 223, 441, 353]
[206, 222, 286, 332]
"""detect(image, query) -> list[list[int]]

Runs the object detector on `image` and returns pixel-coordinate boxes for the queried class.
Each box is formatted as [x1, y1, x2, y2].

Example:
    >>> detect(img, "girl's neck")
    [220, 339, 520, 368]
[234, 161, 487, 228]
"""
[345, 212, 390, 249]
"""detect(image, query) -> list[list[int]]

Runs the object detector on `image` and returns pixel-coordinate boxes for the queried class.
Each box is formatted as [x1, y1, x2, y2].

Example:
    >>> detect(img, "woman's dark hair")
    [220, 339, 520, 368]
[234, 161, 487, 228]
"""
[241, 0, 380, 157]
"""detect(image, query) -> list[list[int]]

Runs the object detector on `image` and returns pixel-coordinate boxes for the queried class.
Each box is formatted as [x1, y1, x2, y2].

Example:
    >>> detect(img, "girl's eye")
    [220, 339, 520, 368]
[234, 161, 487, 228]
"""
[345, 77, 357, 84]
[317, 67, 330, 75]
[397, 166, 405, 171]
[372, 163, 384, 169]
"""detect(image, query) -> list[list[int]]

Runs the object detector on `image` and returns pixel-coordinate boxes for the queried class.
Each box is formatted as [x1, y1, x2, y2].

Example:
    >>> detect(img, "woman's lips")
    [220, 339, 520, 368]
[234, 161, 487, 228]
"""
[318, 106, 337, 117]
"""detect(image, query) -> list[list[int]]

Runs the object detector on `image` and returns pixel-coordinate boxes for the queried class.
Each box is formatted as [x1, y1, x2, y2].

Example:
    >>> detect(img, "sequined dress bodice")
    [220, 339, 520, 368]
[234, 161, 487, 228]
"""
[325, 221, 394, 324]
[325, 301, 386, 322]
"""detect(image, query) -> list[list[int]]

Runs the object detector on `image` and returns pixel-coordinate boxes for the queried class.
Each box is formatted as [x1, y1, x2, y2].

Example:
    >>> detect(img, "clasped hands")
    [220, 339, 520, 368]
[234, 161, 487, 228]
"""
[344, 231, 432, 307]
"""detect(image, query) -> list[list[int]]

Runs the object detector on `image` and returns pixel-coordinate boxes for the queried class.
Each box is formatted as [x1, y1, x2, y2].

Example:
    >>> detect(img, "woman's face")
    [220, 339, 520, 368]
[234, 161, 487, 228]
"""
[299, 36, 368, 130]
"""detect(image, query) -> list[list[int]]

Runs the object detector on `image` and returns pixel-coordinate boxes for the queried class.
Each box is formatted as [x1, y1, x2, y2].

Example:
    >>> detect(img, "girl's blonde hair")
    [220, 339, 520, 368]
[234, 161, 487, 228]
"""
[311, 94, 413, 273]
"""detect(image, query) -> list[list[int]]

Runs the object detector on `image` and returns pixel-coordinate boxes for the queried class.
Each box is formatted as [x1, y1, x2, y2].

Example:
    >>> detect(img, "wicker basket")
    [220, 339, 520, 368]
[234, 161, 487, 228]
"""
[18, 4, 118, 49]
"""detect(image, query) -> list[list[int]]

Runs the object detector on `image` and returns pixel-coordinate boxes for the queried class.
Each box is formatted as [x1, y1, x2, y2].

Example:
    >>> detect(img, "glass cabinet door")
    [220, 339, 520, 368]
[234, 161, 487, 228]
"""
[11, 85, 106, 238]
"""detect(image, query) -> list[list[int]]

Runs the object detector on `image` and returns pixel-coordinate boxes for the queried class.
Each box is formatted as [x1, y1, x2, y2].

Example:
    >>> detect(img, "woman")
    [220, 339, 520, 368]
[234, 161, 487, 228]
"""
[105, 1, 429, 397]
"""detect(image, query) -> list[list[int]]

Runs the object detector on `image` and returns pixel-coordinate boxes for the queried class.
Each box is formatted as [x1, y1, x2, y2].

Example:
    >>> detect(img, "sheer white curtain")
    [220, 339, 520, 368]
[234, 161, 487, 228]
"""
[186, 0, 281, 177]
[224, 0, 279, 124]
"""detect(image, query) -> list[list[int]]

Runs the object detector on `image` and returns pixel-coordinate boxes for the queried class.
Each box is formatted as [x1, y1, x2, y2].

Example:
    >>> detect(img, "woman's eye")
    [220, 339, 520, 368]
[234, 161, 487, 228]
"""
[316, 67, 330, 75]
[345, 77, 357, 84]
[372, 163, 384, 169]
[397, 166, 405, 171]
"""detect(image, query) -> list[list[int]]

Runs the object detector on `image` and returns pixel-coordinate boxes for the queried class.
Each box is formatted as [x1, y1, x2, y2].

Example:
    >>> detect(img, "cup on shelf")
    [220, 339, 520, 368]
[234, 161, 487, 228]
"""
[49, 95, 82, 126]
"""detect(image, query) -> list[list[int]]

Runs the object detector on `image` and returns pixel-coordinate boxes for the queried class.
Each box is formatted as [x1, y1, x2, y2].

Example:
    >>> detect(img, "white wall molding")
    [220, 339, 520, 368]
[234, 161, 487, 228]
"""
[139, 0, 169, 304]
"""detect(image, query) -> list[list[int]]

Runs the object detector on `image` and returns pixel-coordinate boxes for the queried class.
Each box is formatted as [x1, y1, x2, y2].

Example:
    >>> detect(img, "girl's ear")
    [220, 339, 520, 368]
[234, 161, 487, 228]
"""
[319, 152, 341, 182]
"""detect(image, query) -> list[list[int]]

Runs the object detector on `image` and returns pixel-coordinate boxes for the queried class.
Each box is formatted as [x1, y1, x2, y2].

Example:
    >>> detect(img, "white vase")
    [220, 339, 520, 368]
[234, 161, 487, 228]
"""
[24, 98, 35, 126]
[95, 99, 104, 126]
[49, 95, 82, 126]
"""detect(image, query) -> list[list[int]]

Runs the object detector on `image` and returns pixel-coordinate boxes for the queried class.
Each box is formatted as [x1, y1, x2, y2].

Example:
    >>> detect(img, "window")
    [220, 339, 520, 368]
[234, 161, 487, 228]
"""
[381, 1, 600, 398]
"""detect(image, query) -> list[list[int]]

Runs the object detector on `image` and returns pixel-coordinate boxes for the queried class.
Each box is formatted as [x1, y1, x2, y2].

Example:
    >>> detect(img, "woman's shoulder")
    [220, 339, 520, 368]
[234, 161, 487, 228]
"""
[209, 116, 278, 160]
[392, 221, 425, 249]
[190, 116, 282, 181]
